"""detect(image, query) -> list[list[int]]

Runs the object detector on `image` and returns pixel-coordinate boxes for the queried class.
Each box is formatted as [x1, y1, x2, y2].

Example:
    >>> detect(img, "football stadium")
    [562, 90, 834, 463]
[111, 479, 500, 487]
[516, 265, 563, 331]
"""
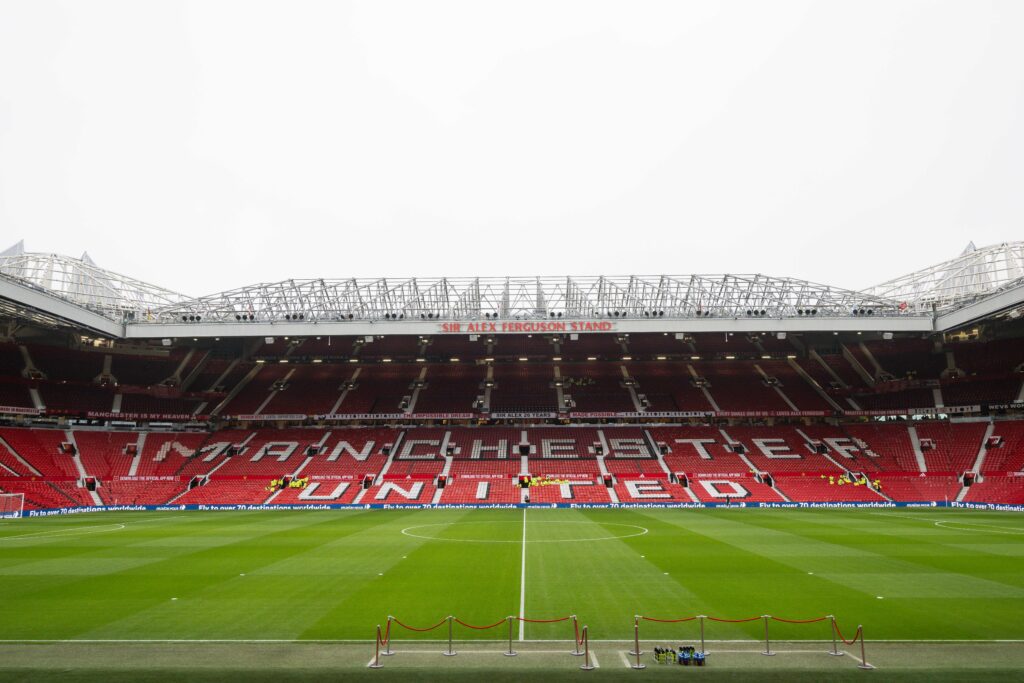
[1, 241, 1023, 681]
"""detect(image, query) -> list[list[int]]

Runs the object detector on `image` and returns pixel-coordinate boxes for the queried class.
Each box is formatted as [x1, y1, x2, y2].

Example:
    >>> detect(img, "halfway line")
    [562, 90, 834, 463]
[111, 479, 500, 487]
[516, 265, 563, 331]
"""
[519, 507, 526, 641]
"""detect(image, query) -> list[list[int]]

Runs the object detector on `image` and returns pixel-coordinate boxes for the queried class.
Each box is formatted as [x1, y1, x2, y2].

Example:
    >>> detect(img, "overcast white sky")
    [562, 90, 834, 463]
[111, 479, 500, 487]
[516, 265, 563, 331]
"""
[1, 1, 1021, 298]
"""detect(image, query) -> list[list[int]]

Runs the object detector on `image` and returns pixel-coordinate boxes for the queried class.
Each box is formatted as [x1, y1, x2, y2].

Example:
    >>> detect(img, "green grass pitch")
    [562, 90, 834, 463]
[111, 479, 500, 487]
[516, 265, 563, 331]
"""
[1, 508, 1022, 681]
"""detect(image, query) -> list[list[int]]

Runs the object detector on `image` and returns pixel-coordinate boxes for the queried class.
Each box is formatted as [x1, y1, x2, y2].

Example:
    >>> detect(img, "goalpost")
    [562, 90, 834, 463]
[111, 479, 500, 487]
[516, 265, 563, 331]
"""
[0, 492, 25, 519]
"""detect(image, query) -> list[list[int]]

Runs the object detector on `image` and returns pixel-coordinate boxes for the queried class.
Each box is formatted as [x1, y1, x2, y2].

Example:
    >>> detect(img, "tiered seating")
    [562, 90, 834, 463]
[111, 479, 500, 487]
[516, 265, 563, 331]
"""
[942, 377, 1022, 406]
[0, 343, 25, 377]
[774, 475, 882, 502]
[448, 427, 522, 459]
[629, 362, 714, 412]
[794, 424, 881, 473]
[614, 478, 691, 502]
[0, 428, 78, 478]
[219, 364, 290, 415]
[117, 393, 204, 416]
[74, 431, 137, 479]
[133, 432, 213, 477]
[0, 422, 1022, 507]
[448, 460, 520, 477]
[841, 423, 919, 472]
[816, 352, 868, 388]
[98, 480, 185, 506]
[338, 364, 418, 413]
[190, 356, 245, 392]
[386, 459, 445, 479]
[38, 383, 115, 414]
[982, 421, 1024, 473]
[650, 426, 753, 475]
[489, 365, 557, 412]
[415, 364, 482, 413]
[30, 345, 104, 382]
[689, 477, 783, 503]
[914, 422, 988, 473]
[263, 363, 347, 415]
[528, 460, 600, 477]
[526, 427, 601, 458]
[601, 427, 655, 457]
[724, 426, 843, 473]
[962, 476, 1024, 504]
[864, 338, 945, 379]
[110, 351, 186, 386]
[526, 480, 611, 503]
[855, 388, 935, 411]
[440, 476, 520, 503]
[878, 475, 960, 502]
[174, 480, 270, 505]
[950, 338, 1024, 375]
[302, 428, 395, 478]
[210, 429, 313, 477]
[696, 361, 790, 412]
[604, 459, 664, 476]
[270, 479, 362, 504]
[0, 481, 87, 510]
[0, 381, 33, 408]
[364, 479, 435, 503]
[602, 427, 663, 475]
[795, 358, 843, 391]
[562, 363, 635, 411]
[755, 361, 833, 411]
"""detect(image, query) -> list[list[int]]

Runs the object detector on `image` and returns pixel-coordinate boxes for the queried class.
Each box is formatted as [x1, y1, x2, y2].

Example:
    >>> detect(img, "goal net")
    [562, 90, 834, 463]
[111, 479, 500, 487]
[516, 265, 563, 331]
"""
[0, 492, 24, 519]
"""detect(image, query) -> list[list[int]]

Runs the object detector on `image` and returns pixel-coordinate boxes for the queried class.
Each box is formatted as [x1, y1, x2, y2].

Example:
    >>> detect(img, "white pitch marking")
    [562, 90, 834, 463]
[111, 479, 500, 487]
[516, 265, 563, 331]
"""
[518, 507, 527, 642]
[844, 650, 874, 668]
[400, 521, 649, 544]
[869, 513, 1024, 535]
[0, 523, 126, 541]
[589, 650, 600, 668]
[619, 650, 632, 667]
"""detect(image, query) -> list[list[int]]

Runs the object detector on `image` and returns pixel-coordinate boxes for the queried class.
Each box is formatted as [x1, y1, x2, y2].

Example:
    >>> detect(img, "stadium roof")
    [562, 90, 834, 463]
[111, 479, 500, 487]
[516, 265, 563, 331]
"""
[1, 240, 1022, 339]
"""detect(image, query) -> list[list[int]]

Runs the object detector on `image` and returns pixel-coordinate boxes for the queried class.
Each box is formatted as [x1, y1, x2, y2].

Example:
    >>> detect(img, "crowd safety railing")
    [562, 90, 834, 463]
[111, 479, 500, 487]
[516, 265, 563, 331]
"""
[369, 614, 595, 669]
[370, 612, 871, 671]
[629, 613, 872, 670]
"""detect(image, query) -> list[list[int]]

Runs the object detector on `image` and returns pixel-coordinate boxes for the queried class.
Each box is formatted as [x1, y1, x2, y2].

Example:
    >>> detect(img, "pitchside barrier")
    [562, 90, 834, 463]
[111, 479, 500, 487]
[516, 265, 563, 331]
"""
[369, 613, 870, 671]
[628, 613, 872, 670]
[370, 614, 596, 670]
[18, 500, 1024, 516]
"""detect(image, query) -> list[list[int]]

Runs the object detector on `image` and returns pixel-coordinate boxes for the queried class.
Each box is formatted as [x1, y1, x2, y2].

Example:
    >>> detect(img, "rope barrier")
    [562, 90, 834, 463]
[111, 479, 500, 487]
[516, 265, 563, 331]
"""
[392, 617, 449, 632]
[370, 612, 872, 672]
[832, 620, 862, 645]
[454, 617, 507, 630]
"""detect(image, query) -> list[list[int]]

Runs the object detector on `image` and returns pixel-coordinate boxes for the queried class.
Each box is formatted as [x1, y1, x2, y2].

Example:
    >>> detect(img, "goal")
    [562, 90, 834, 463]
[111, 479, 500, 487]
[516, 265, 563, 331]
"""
[0, 492, 24, 519]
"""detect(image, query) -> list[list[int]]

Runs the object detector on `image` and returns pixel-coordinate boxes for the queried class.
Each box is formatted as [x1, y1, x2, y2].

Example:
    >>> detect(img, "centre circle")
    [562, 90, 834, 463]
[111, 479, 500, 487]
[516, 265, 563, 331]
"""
[400, 520, 649, 543]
